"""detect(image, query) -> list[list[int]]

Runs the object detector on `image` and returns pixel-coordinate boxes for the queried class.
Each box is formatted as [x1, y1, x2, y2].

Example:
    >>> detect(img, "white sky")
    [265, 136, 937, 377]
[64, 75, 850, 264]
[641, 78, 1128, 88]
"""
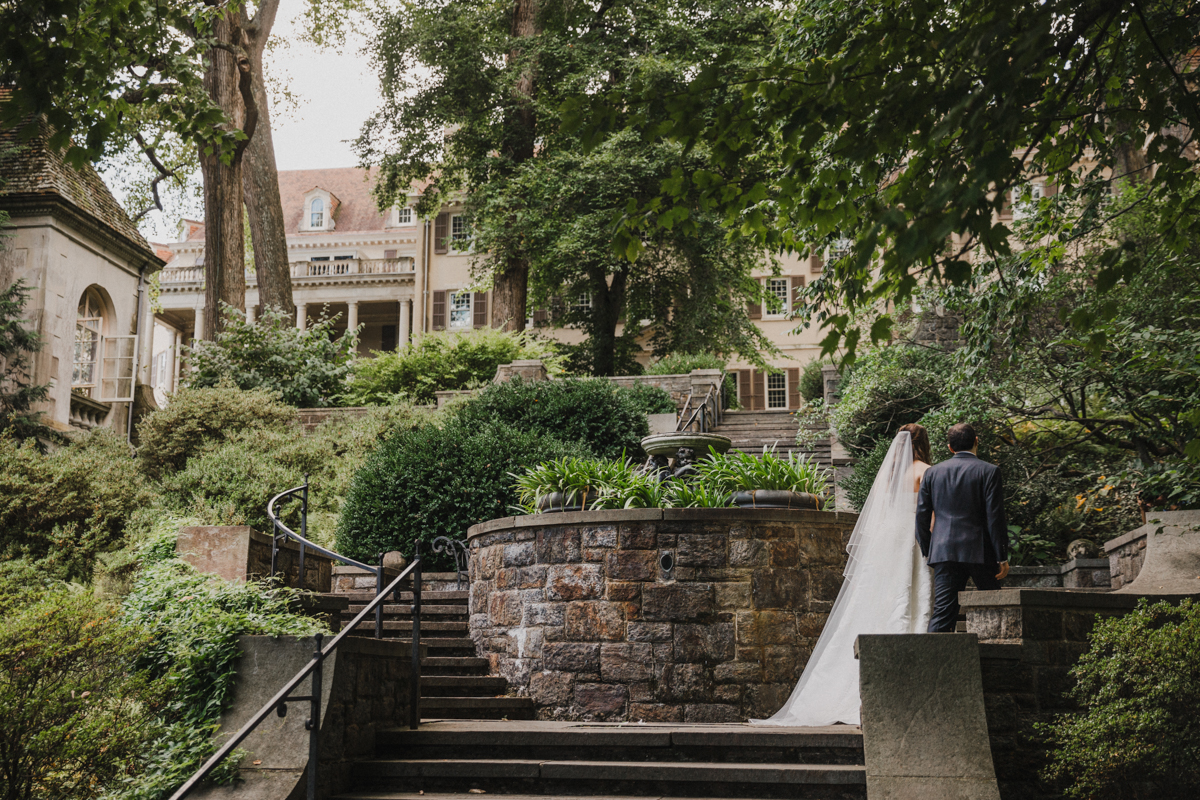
[268, 0, 382, 171]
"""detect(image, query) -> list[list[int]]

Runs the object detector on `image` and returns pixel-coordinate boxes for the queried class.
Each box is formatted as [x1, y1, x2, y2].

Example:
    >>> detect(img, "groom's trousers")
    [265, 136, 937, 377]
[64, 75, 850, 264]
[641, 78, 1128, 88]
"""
[928, 562, 1003, 633]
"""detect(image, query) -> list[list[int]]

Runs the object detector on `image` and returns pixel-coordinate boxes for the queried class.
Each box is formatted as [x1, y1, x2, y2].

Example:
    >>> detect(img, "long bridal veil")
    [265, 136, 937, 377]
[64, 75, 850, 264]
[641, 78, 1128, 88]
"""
[753, 430, 930, 727]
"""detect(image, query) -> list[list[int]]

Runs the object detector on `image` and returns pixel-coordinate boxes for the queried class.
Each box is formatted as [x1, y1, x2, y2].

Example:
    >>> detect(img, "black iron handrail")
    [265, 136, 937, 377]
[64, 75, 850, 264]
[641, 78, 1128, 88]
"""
[430, 535, 470, 589]
[677, 370, 727, 433]
[268, 478, 390, 638]
[167, 549, 424, 800]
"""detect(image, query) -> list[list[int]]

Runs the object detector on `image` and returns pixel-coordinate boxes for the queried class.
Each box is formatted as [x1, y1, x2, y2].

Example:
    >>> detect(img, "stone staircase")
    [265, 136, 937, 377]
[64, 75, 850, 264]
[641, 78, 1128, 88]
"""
[335, 719, 866, 799]
[338, 576, 534, 720]
[712, 410, 831, 464]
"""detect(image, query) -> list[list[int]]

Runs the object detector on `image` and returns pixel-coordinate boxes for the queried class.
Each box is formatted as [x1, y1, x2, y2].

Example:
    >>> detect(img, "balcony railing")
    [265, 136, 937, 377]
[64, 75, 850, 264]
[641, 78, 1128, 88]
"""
[159, 258, 414, 284]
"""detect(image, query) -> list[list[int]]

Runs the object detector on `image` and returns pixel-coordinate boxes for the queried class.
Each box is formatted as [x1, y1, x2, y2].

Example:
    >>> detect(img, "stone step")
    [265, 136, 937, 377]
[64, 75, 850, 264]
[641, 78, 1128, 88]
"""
[420, 676, 509, 696]
[351, 758, 865, 797]
[342, 635, 475, 653]
[419, 696, 536, 720]
[376, 722, 864, 764]
[337, 590, 469, 604]
[421, 657, 490, 675]
[343, 620, 468, 633]
[344, 604, 468, 618]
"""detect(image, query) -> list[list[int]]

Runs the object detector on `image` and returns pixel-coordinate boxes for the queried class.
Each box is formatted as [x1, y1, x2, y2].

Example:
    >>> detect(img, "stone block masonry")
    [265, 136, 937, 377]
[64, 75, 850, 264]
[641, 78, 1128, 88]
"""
[467, 508, 858, 722]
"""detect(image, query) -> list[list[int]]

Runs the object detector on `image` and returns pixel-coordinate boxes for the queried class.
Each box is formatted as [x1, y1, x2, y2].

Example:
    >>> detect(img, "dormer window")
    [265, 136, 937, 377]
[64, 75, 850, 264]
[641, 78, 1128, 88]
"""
[396, 206, 413, 225]
[311, 198, 325, 228]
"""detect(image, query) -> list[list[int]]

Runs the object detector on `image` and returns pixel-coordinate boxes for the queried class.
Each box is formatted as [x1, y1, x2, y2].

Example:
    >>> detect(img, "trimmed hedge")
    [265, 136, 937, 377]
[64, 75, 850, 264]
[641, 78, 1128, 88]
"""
[335, 419, 587, 565]
[450, 377, 668, 460]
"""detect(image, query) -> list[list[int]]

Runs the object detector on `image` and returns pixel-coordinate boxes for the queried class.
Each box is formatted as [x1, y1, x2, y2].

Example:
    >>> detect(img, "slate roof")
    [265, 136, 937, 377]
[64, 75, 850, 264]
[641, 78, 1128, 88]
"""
[279, 167, 389, 234]
[0, 113, 156, 257]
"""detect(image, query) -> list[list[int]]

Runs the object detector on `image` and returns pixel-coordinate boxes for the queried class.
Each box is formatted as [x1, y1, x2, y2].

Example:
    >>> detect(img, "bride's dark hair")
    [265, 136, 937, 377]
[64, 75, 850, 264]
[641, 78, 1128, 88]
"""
[898, 423, 931, 464]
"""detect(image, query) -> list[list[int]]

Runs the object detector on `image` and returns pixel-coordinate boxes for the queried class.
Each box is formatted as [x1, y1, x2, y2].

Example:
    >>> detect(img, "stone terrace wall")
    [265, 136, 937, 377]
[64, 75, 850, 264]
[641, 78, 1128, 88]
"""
[466, 508, 858, 723]
[1103, 528, 1147, 589]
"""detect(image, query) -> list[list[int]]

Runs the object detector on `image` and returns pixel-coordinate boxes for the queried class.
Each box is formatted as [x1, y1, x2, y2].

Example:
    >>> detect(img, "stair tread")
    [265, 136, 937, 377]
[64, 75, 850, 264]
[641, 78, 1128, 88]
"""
[357, 759, 865, 784]
[421, 697, 533, 707]
[422, 676, 507, 685]
[344, 605, 468, 615]
[338, 794, 746, 799]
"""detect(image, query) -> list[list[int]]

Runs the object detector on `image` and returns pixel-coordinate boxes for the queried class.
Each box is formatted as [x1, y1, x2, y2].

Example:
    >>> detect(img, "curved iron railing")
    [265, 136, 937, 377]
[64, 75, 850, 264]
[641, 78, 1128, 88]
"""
[430, 535, 471, 589]
[267, 478, 390, 638]
[677, 370, 727, 433]
[166, 550, 423, 800]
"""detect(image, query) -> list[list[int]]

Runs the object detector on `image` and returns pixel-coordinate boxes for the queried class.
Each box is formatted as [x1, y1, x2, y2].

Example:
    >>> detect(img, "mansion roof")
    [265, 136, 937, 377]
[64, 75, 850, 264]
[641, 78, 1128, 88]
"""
[0, 113, 155, 258]
[280, 166, 388, 234]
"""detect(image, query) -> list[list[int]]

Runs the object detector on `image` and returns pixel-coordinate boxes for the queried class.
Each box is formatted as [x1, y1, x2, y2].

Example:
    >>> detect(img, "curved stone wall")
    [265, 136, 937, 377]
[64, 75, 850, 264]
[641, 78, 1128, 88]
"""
[466, 507, 858, 723]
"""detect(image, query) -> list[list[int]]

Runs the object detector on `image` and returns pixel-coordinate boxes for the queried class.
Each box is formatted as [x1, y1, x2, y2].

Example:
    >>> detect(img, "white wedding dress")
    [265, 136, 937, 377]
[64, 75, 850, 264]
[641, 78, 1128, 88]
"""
[753, 431, 932, 726]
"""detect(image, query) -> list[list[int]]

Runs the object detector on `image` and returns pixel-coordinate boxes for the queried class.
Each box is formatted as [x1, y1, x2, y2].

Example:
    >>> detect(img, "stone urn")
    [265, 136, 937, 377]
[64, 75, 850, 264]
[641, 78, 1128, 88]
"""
[537, 490, 591, 513]
[732, 489, 822, 510]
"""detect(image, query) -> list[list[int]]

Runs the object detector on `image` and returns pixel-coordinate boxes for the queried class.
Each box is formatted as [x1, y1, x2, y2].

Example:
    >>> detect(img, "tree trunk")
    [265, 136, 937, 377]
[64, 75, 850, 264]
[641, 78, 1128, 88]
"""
[200, 11, 248, 340]
[241, 0, 295, 322]
[590, 269, 626, 376]
[491, 0, 540, 332]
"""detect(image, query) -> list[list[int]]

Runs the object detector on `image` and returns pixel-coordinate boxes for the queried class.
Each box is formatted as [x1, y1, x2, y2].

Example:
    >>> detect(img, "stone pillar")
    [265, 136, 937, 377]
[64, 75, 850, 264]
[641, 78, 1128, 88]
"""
[821, 363, 841, 406]
[413, 221, 427, 344]
[169, 328, 180, 391]
[297, 303, 308, 330]
[398, 299, 410, 350]
[193, 306, 204, 342]
[347, 301, 359, 332]
[246, 304, 256, 324]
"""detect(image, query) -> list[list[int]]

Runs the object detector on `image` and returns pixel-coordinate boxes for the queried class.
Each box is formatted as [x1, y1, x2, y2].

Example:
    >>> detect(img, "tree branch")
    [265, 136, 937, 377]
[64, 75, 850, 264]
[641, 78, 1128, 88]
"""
[129, 132, 177, 223]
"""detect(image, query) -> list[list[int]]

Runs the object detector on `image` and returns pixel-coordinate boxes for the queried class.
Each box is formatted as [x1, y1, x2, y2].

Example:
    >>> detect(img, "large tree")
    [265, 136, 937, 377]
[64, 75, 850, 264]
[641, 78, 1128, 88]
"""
[475, 133, 775, 375]
[358, 0, 779, 350]
[0, 0, 297, 335]
[568, 0, 1200, 358]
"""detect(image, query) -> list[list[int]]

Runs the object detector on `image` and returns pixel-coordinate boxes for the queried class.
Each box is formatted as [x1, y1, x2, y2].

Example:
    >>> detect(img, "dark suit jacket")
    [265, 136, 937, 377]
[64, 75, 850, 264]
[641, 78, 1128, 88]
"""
[916, 452, 1008, 565]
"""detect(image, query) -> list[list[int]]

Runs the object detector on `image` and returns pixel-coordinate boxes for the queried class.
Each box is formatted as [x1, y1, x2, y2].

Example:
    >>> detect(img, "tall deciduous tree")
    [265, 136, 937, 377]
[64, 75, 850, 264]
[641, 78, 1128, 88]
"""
[568, 0, 1200, 358]
[359, 0, 778, 349]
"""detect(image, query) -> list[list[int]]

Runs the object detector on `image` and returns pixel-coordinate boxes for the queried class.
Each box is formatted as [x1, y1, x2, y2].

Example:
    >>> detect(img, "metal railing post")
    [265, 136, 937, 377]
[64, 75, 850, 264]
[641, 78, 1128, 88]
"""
[298, 476, 309, 590]
[270, 534, 279, 581]
[409, 542, 422, 730]
[375, 552, 385, 640]
[306, 632, 323, 800]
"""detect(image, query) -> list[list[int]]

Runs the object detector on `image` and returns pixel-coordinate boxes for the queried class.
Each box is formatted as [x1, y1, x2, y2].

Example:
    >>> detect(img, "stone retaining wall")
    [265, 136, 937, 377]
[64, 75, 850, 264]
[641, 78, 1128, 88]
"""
[466, 508, 858, 723]
[1103, 528, 1147, 589]
[1006, 558, 1111, 589]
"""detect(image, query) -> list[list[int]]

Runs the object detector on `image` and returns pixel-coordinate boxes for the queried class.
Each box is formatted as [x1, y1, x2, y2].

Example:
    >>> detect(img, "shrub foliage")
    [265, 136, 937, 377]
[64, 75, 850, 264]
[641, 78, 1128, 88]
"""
[336, 419, 587, 564]
[185, 305, 357, 409]
[1043, 599, 1200, 799]
[0, 588, 161, 800]
[342, 328, 565, 406]
[451, 378, 660, 461]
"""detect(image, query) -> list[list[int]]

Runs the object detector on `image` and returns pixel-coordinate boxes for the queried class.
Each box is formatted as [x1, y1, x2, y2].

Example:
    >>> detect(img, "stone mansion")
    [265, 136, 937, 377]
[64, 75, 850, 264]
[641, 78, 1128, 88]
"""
[151, 167, 831, 411]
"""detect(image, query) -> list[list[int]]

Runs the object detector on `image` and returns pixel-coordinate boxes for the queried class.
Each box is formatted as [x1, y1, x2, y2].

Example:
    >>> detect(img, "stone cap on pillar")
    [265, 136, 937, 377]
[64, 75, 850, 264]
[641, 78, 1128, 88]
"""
[493, 359, 549, 383]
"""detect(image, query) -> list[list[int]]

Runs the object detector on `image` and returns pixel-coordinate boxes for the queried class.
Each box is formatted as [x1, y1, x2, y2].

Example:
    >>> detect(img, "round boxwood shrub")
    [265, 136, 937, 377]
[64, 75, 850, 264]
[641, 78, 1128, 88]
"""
[450, 378, 667, 460]
[335, 419, 587, 565]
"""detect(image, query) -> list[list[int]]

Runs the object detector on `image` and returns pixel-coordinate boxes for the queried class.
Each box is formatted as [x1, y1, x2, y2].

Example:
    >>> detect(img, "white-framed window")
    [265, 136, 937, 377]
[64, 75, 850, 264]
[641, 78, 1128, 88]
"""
[451, 214, 471, 243]
[829, 237, 853, 263]
[572, 292, 593, 313]
[767, 372, 788, 409]
[765, 277, 790, 317]
[395, 206, 413, 225]
[1012, 182, 1045, 220]
[449, 290, 473, 329]
[310, 198, 325, 228]
[73, 289, 103, 397]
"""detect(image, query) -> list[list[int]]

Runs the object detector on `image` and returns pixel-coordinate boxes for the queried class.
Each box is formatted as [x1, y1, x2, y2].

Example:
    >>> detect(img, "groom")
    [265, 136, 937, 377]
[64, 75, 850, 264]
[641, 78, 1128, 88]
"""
[916, 423, 1010, 633]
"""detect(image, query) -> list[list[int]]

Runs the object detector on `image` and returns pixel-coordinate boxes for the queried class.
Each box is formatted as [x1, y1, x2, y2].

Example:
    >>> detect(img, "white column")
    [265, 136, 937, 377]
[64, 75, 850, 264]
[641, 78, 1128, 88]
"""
[169, 328, 180, 392]
[246, 304, 256, 324]
[398, 299, 411, 350]
[347, 301, 359, 331]
[193, 306, 204, 342]
[296, 303, 307, 330]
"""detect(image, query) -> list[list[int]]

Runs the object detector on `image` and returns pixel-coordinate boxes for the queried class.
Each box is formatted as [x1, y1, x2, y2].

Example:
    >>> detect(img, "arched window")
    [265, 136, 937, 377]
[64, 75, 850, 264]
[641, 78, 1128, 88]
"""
[73, 288, 104, 397]
[311, 197, 325, 228]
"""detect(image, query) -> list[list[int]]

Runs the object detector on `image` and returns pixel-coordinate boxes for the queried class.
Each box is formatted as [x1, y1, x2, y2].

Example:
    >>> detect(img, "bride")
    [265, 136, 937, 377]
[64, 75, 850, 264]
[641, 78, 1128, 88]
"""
[753, 423, 933, 727]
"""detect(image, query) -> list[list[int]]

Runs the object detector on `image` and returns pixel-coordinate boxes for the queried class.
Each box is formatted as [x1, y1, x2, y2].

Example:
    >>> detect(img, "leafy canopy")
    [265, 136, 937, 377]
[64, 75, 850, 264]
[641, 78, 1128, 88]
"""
[570, 0, 1200, 357]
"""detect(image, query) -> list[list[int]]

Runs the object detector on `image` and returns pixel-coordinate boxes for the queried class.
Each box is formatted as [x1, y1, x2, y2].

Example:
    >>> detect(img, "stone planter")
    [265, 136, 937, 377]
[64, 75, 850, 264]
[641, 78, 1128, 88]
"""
[537, 491, 591, 513]
[467, 506, 858, 723]
[732, 490, 822, 510]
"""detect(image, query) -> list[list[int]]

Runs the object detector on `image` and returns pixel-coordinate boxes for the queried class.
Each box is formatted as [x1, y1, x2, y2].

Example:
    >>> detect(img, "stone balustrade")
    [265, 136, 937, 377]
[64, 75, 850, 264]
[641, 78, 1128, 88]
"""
[467, 507, 858, 723]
